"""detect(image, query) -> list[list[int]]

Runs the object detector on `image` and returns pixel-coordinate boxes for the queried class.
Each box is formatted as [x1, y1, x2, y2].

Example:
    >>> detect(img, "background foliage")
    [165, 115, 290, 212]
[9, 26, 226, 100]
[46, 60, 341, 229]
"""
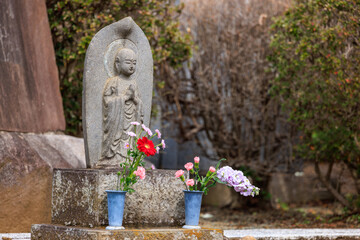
[269, 0, 360, 208]
[158, 0, 294, 174]
[46, 0, 192, 135]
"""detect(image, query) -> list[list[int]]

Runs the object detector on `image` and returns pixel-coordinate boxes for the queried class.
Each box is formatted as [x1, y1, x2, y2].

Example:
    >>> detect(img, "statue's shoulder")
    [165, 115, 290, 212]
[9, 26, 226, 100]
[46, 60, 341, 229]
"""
[104, 76, 120, 87]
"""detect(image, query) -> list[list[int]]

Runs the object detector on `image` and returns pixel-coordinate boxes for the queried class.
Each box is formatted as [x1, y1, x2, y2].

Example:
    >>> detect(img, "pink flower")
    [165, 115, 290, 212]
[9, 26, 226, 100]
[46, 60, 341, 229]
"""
[209, 166, 216, 173]
[161, 139, 166, 149]
[151, 164, 156, 170]
[131, 122, 140, 126]
[184, 162, 194, 171]
[156, 146, 160, 154]
[142, 124, 149, 132]
[175, 170, 184, 178]
[155, 129, 161, 138]
[194, 156, 200, 163]
[127, 131, 136, 137]
[124, 142, 130, 149]
[134, 166, 146, 180]
[186, 179, 195, 186]
[147, 129, 153, 136]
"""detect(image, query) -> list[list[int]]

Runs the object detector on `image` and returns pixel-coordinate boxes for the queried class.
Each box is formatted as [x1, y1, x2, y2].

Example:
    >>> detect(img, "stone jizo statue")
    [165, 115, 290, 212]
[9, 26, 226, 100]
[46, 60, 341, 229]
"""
[82, 17, 153, 168]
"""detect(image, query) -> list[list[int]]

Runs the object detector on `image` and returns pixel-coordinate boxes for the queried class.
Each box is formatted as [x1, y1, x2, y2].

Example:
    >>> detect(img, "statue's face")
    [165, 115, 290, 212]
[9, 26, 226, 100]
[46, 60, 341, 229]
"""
[115, 48, 137, 76]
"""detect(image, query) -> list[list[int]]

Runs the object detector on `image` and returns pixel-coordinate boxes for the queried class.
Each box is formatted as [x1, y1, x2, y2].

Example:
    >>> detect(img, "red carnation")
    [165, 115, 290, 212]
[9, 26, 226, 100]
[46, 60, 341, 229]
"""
[137, 136, 156, 156]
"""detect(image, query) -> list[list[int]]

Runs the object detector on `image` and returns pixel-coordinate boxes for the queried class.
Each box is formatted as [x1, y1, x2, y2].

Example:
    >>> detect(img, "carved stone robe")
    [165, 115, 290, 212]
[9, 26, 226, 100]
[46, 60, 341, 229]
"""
[101, 76, 144, 161]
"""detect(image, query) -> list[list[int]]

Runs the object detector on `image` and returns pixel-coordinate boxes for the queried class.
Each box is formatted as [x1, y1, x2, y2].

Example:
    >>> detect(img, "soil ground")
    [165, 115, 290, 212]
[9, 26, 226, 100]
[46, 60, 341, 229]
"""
[199, 201, 360, 229]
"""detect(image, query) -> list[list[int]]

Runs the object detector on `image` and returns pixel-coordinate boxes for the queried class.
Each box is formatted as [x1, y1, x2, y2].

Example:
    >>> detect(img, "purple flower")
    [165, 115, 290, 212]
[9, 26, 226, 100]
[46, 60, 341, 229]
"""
[127, 131, 136, 137]
[217, 166, 259, 197]
[217, 166, 234, 183]
[131, 122, 140, 126]
[240, 188, 253, 197]
[233, 184, 246, 193]
[155, 129, 161, 138]
[233, 180, 259, 197]
[124, 142, 130, 149]
[161, 139, 166, 149]
[226, 170, 245, 186]
[156, 146, 160, 154]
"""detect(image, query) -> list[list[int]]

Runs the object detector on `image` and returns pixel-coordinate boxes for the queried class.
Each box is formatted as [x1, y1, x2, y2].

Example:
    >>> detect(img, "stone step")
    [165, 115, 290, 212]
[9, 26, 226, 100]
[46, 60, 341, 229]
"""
[224, 229, 360, 239]
[4, 229, 360, 240]
[30, 224, 224, 240]
[0, 233, 30, 240]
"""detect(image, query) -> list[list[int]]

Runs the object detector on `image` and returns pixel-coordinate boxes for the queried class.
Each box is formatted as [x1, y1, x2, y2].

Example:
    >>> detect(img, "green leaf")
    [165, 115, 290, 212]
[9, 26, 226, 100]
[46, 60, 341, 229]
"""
[216, 158, 226, 170]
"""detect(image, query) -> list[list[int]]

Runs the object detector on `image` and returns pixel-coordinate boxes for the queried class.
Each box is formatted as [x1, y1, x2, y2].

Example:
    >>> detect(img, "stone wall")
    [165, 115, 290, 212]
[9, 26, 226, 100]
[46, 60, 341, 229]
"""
[0, 0, 65, 132]
[0, 0, 72, 232]
[0, 132, 86, 232]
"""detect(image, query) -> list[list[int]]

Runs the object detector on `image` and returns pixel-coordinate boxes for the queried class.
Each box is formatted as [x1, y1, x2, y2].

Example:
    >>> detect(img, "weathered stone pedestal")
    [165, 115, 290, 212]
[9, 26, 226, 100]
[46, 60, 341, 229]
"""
[31, 168, 224, 239]
[50, 168, 185, 227]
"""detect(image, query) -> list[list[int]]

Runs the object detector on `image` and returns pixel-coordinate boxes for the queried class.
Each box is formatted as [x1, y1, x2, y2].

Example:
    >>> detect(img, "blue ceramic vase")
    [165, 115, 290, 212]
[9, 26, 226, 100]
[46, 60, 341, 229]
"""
[105, 190, 127, 230]
[183, 190, 204, 229]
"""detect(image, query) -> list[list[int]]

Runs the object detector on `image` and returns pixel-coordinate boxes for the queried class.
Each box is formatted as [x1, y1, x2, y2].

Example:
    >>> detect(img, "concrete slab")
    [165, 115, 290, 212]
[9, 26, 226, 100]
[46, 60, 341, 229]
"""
[30, 224, 224, 240]
[224, 229, 360, 239]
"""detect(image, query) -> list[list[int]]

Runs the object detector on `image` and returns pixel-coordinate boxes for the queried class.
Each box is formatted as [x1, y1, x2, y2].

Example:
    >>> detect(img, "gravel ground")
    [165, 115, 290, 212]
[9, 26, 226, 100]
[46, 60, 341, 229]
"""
[199, 202, 360, 230]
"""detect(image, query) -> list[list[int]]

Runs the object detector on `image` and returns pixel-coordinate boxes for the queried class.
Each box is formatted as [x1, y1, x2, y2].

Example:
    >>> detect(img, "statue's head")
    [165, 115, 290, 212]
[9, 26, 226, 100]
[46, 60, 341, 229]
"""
[115, 48, 137, 76]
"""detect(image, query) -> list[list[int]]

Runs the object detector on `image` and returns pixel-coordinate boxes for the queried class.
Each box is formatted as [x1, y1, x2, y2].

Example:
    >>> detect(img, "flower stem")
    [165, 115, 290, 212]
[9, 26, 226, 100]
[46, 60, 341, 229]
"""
[116, 173, 120, 191]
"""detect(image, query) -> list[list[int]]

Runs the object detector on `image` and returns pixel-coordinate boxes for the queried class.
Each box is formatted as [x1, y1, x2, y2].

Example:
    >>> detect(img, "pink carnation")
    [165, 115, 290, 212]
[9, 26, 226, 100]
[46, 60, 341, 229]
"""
[209, 166, 216, 173]
[134, 166, 146, 180]
[141, 124, 150, 134]
[155, 129, 161, 138]
[127, 131, 136, 137]
[147, 128, 153, 136]
[186, 179, 195, 186]
[194, 156, 200, 163]
[184, 162, 194, 171]
[175, 170, 184, 178]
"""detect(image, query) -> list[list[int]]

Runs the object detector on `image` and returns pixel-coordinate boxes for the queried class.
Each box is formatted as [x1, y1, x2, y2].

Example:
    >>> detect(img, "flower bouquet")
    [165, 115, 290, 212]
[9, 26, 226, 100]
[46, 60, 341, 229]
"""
[106, 122, 164, 230]
[175, 156, 259, 229]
